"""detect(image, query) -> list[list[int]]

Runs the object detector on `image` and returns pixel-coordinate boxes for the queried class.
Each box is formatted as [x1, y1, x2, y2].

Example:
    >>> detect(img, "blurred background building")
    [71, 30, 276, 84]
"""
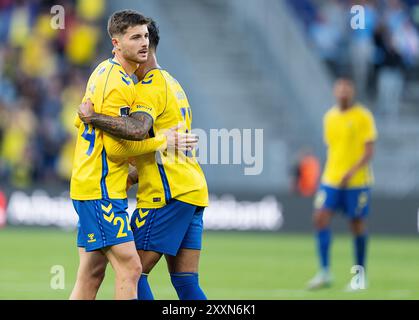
[0, 0, 419, 209]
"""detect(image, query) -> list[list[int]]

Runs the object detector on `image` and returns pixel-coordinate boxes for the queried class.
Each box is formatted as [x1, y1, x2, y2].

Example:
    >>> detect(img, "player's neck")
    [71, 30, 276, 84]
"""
[338, 101, 353, 112]
[113, 53, 138, 76]
[136, 52, 160, 80]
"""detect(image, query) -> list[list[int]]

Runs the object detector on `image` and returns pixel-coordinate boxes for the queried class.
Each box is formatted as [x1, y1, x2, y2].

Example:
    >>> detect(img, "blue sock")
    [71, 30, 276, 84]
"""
[354, 234, 368, 268]
[137, 273, 154, 300]
[316, 229, 331, 272]
[170, 272, 207, 300]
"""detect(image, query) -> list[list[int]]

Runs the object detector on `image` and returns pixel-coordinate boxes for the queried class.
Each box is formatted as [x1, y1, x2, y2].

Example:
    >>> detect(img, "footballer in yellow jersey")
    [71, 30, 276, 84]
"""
[131, 20, 208, 300]
[321, 104, 377, 189]
[70, 58, 136, 201]
[77, 19, 208, 300]
[130, 68, 208, 209]
[308, 78, 377, 291]
[69, 10, 153, 301]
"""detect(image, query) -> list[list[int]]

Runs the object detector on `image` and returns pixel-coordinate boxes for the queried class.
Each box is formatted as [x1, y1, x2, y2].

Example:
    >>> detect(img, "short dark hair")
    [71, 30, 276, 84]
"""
[335, 77, 354, 86]
[107, 10, 150, 38]
[148, 18, 160, 50]
[335, 72, 354, 83]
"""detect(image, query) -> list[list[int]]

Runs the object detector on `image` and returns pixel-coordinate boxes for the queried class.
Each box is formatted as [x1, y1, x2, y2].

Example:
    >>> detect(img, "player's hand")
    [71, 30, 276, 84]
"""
[165, 124, 199, 152]
[126, 178, 134, 192]
[126, 164, 138, 192]
[339, 170, 355, 188]
[78, 98, 95, 124]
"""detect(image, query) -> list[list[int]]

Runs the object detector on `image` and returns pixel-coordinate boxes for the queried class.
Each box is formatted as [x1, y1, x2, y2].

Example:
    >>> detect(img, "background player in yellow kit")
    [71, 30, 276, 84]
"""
[78, 19, 209, 300]
[307, 78, 378, 290]
[70, 10, 151, 300]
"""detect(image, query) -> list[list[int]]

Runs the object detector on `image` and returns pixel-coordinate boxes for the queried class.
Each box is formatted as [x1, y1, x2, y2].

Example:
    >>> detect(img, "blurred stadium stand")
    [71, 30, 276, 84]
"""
[0, 0, 107, 188]
[1, 0, 419, 199]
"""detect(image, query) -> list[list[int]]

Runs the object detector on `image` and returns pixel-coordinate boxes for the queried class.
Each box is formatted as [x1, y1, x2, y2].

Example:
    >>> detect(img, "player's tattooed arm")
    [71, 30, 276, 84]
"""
[78, 99, 152, 141]
[90, 111, 152, 141]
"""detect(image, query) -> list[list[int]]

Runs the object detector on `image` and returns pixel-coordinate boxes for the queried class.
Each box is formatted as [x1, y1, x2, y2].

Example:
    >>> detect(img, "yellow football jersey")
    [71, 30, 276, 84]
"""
[130, 69, 209, 208]
[321, 104, 378, 188]
[70, 58, 136, 200]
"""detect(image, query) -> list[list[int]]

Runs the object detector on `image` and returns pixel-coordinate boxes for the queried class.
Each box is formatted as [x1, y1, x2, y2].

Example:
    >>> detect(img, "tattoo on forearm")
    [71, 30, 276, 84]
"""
[90, 112, 153, 141]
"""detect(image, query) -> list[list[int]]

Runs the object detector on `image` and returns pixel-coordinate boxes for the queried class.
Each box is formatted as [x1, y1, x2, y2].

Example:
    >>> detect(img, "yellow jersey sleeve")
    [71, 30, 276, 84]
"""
[73, 67, 104, 129]
[83, 67, 104, 106]
[74, 114, 81, 128]
[360, 110, 377, 143]
[103, 133, 167, 159]
[130, 72, 166, 121]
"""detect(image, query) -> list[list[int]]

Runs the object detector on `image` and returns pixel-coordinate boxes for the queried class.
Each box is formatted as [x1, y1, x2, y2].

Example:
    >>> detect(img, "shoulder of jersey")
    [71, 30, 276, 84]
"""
[91, 59, 112, 77]
[95, 59, 134, 87]
[325, 106, 338, 118]
[354, 103, 374, 118]
[138, 69, 165, 86]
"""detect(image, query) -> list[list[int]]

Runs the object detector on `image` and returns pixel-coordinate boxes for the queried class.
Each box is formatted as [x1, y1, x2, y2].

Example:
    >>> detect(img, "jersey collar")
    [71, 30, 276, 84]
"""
[108, 57, 121, 66]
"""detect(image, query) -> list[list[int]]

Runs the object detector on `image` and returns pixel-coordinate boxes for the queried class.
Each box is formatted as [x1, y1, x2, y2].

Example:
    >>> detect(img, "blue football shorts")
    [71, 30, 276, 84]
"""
[72, 198, 134, 252]
[130, 199, 205, 256]
[314, 184, 371, 219]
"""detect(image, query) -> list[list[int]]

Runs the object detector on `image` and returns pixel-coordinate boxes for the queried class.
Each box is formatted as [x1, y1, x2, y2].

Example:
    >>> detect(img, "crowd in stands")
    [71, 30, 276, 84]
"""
[288, 0, 419, 118]
[3, 0, 418, 188]
[0, 0, 106, 188]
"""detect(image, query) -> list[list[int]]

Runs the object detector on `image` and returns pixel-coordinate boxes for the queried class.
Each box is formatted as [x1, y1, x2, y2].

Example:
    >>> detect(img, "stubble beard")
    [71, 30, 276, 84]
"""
[122, 49, 145, 66]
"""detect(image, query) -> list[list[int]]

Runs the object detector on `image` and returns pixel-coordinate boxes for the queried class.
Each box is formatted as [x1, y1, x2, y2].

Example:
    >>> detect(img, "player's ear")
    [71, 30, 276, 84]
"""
[111, 37, 120, 52]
